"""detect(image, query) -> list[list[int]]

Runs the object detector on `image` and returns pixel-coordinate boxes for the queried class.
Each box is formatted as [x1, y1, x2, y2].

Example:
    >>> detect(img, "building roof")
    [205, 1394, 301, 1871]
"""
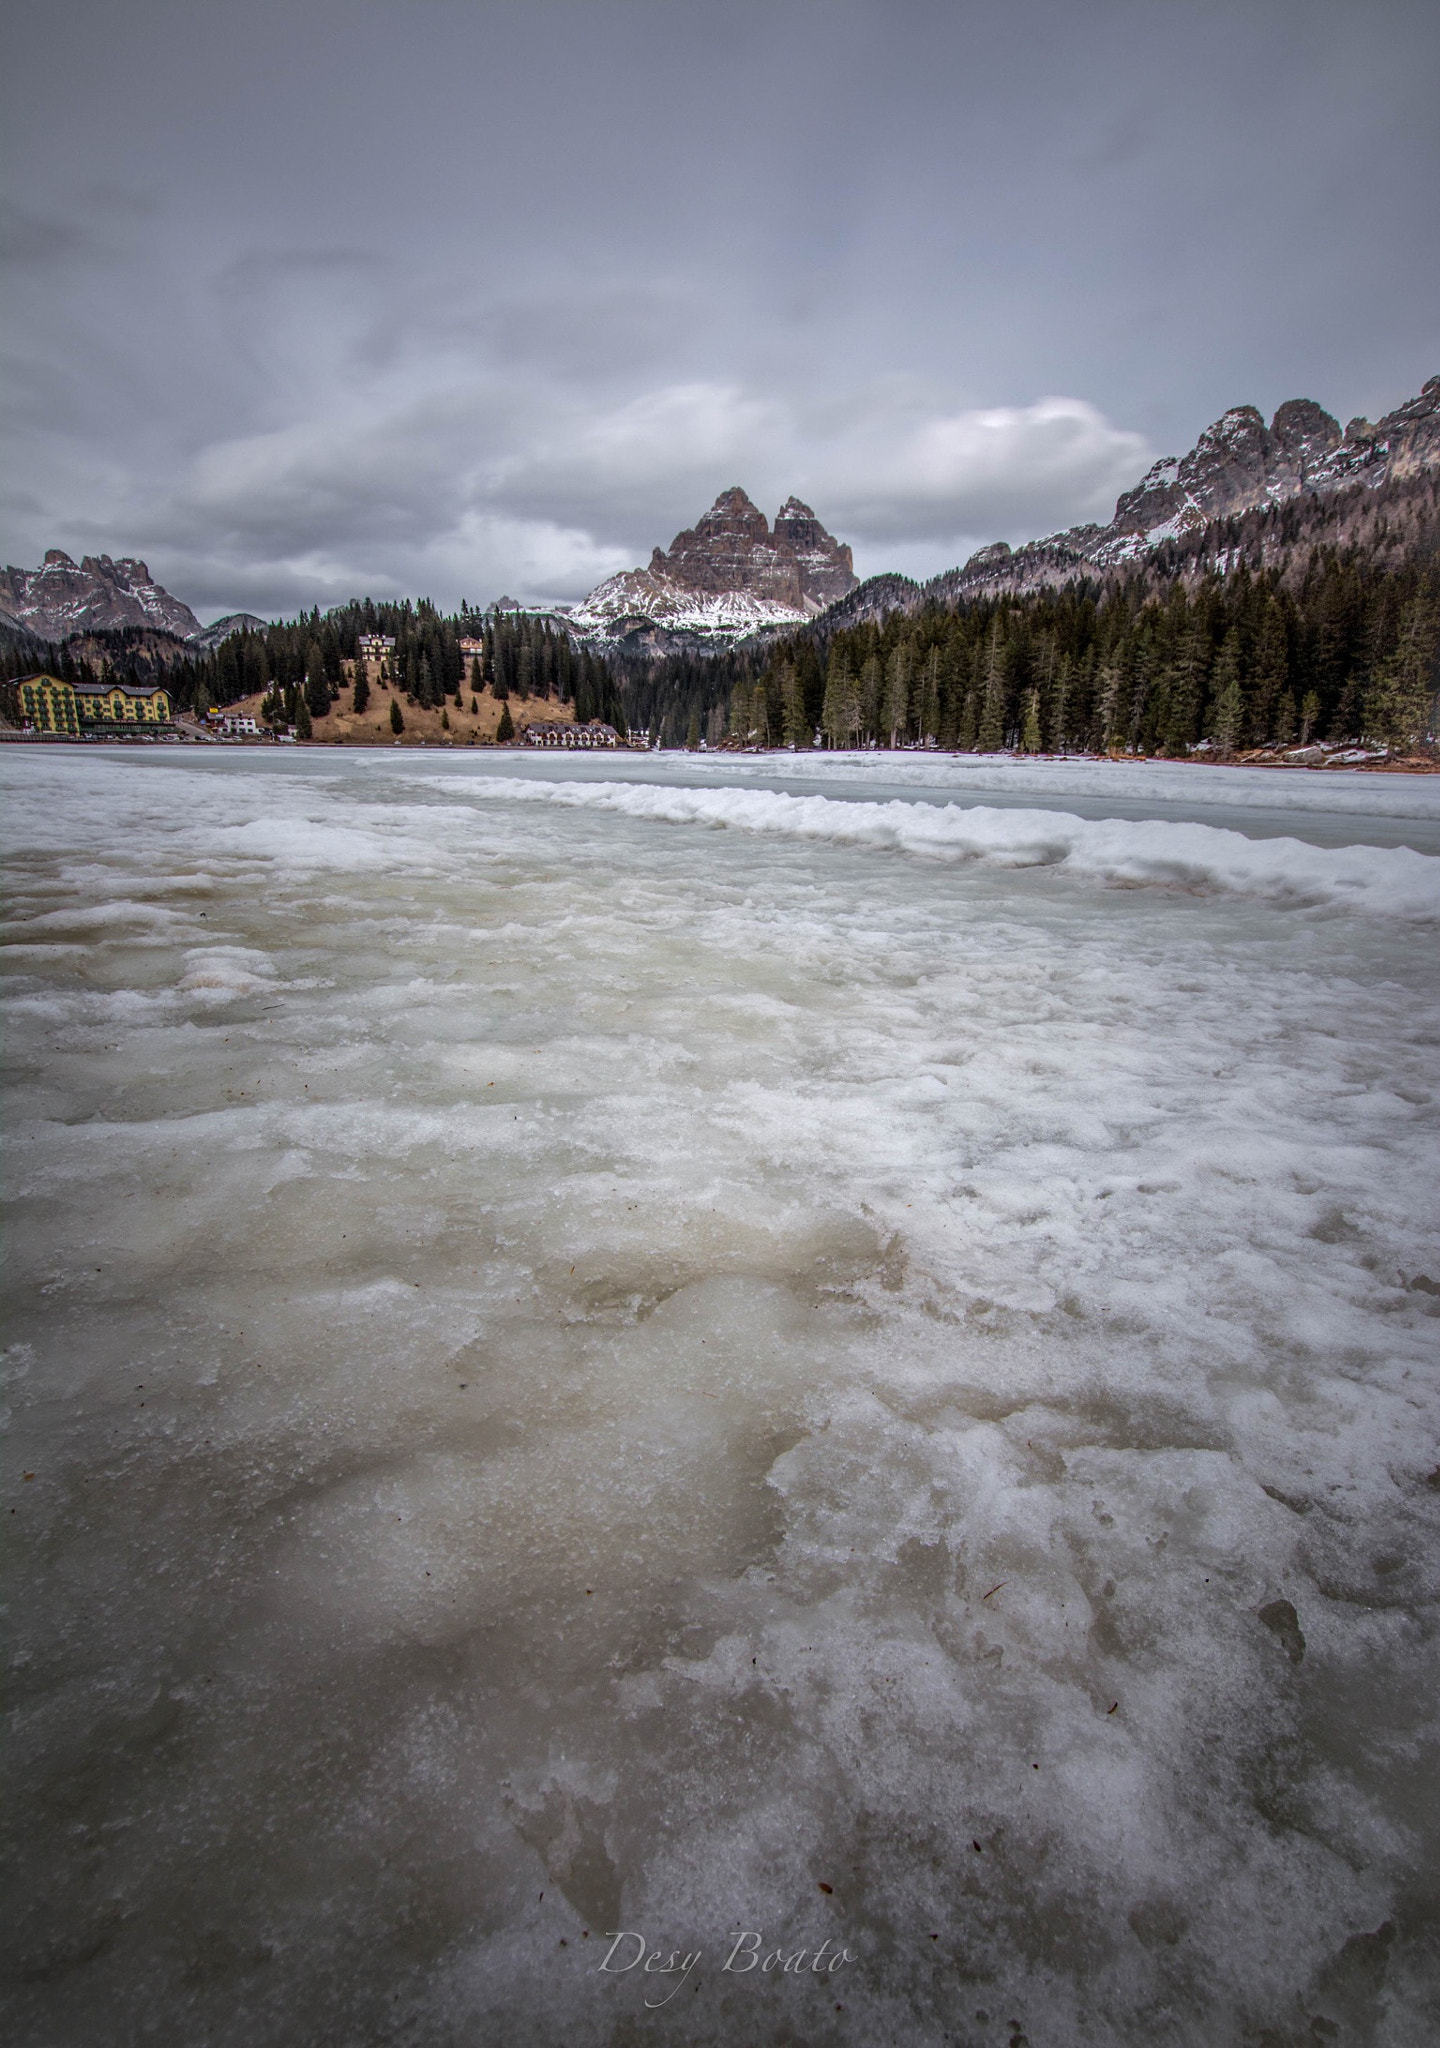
[71, 678, 170, 697]
[14, 672, 169, 695]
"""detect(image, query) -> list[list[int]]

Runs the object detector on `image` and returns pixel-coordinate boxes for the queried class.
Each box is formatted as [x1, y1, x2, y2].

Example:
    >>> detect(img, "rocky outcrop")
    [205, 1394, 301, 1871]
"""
[927, 375, 1440, 600]
[572, 488, 857, 646]
[0, 550, 203, 642]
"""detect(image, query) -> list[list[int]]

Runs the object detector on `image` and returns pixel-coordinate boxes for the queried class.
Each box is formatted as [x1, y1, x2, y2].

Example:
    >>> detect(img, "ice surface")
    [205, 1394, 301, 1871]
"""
[443, 775, 1440, 920]
[676, 748, 1440, 825]
[3, 750, 1439, 2046]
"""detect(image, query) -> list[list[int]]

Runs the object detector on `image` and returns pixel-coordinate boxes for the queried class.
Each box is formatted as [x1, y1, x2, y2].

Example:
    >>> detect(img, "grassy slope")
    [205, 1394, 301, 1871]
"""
[230, 660, 576, 746]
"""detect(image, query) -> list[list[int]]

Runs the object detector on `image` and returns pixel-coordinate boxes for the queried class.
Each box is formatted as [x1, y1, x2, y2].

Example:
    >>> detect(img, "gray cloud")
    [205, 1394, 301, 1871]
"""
[1, 0, 1436, 618]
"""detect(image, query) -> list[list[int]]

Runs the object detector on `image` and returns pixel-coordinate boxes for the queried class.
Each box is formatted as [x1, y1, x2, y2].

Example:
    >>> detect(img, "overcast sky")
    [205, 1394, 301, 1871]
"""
[2, 0, 1436, 622]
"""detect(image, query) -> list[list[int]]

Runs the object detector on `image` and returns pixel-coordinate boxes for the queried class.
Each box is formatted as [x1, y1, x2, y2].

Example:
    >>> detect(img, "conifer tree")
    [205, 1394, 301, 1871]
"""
[1204, 626, 1253, 757]
[1207, 630, 1244, 755]
[296, 694, 313, 740]
[1096, 663, 1123, 753]
[883, 645, 910, 747]
[977, 621, 1007, 751]
[352, 664, 370, 715]
[918, 647, 942, 744]
[1021, 689, 1043, 754]
[1365, 579, 1439, 748]
[779, 662, 807, 748]
[1049, 654, 1072, 754]
[1251, 595, 1291, 743]
[390, 698, 404, 736]
[496, 701, 514, 743]
[305, 646, 330, 720]
[822, 650, 853, 749]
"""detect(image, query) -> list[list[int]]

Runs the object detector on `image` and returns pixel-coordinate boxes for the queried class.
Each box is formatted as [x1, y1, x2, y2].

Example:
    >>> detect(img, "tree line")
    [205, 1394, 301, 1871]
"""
[1, 597, 627, 734]
[731, 551, 1439, 754]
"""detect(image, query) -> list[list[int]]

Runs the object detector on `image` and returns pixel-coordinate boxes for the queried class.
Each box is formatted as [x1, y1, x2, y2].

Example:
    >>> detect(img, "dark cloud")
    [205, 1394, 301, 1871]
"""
[1, 0, 1435, 619]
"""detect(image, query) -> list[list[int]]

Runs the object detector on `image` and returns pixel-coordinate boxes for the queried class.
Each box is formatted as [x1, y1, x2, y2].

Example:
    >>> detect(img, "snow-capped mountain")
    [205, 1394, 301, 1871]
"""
[570, 487, 857, 648]
[186, 612, 269, 651]
[0, 550, 204, 641]
[931, 375, 1440, 602]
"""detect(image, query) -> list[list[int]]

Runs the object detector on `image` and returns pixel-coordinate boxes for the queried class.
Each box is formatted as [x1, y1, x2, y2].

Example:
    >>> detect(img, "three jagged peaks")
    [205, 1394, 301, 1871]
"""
[573, 487, 858, 645]
[646, 486, 856, 608]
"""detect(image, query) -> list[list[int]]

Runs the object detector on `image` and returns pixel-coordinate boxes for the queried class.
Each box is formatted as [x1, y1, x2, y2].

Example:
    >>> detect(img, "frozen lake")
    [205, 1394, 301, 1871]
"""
[4, 748, 1439, 2045]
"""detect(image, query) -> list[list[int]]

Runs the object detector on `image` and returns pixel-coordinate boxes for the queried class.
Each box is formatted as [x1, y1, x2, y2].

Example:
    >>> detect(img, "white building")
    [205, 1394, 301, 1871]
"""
[523, 720, 621, 749]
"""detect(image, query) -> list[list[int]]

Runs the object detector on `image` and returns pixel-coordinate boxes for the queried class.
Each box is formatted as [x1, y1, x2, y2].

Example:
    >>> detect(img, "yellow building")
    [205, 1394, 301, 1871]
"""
[9, 672, 172, 733]
[73, 679, 172, 726]
[13, 673, 80, 733]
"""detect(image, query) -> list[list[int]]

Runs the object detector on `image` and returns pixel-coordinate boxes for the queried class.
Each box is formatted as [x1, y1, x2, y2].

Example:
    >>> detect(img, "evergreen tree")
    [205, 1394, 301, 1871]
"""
[1365, 579, 1440, 748]
[390, 697, 404, 736]
[305, 645, 330, 720]
[977, 621, 1007, 751]
[496, 701, 514, 743]
[1207, 630, 1244, 755]
[1162, 622, 1209, 754]
[860, 653, 884, 742]
[822, 649, 853, 749]
[440, 707, 450, 730]
[1251, 595, 1291, 743]
[1021, 689, 1042, 754]
[352, 664, 370, 715]
[1096, 662, 1123, 753]
[883, 644, 910, 747]
[1048, 654, 1072, 753]
[296, 694, 313, 740]
[917, 647, 942, 744]
[779, 662, 807, 748]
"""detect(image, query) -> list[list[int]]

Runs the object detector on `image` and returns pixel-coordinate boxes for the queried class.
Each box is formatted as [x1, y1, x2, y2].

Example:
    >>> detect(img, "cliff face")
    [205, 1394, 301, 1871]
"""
[917, 375, 1440, 607]
[573, 488, 857, 644]
[0, 550, 203, 642]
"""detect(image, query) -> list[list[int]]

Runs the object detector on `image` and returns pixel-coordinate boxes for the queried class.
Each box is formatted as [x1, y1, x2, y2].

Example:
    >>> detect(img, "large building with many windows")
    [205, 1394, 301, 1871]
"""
[8, 672, 172, 733]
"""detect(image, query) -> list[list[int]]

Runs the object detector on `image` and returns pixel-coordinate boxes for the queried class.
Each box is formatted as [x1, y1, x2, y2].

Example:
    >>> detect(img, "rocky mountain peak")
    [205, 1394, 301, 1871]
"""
[641, 488, 856, 609]
[572, 487, 858, 647]
[909, 375, 1440, 614]
[0, 550, 204, 642]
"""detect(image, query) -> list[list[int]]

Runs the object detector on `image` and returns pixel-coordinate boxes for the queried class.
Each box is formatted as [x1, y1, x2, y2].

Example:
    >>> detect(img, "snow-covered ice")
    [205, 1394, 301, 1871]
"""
[3, 749, 1438, 2046]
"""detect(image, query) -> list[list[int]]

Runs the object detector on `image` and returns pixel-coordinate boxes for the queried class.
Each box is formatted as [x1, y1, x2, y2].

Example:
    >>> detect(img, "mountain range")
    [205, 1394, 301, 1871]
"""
[931, 374, 1440, 600]
[568, 375, 1438, 649]
[5, 375, 1436, 658]
[0, 550, 266, 649]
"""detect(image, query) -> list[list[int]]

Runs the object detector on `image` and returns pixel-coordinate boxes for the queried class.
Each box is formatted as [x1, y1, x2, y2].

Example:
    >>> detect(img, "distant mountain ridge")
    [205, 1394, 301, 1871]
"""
[0, 550, 204, 642]
[570, 488, 858, 649]
[877, 375, 1440, 619]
